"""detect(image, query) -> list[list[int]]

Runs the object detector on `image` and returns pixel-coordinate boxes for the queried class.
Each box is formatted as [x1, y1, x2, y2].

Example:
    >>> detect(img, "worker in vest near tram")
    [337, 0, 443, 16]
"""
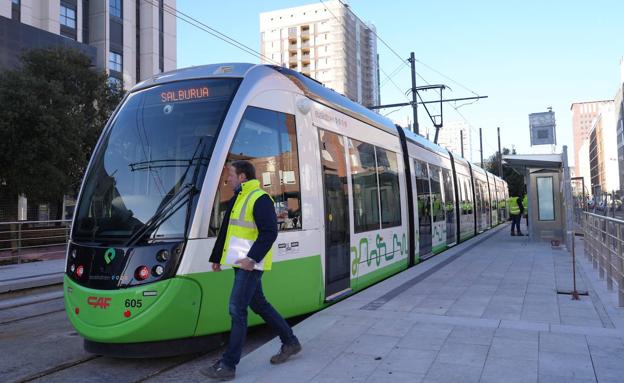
[508, 192, 525, 236]
[202, 160, 301, 381]
[522, 192, 529, 229]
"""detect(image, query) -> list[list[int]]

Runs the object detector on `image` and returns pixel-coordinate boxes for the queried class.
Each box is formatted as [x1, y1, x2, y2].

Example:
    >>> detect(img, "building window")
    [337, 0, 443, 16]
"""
[209, 106, 303, 236]
[110, 0, 122, 18]
[536, 176, 555, 221]
[12, 0, 20, 21]
[107, 76, 123, 90]
[60, 3, 77, 29]
[109, 51, 122, 72]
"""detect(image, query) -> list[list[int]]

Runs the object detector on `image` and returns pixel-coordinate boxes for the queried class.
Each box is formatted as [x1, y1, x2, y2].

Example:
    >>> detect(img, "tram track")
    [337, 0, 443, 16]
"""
[14, 355, 101, 383]
[0, 285, 65, 325]
[0, 293, 63, 311]
[131, 351, 211, 383]
[0, 306, 65, 326]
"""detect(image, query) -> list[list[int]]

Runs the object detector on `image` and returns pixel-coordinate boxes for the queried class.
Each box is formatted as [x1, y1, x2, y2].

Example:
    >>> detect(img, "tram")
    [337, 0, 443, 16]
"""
[64, 63, 509, 356]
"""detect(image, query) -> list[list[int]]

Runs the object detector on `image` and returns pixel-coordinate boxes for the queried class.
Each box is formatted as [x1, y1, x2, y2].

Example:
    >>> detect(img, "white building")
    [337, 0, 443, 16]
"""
[0, 0, 177, 89]
[436, 120, 473, 160]
[259, 0, 380, 107]
[570, 100, 612, 184]
[588, 101, 619, 195]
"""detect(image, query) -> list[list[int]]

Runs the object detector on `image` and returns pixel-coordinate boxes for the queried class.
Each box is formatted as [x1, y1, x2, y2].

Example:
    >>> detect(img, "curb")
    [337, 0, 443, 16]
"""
[0, 273, 64, 294]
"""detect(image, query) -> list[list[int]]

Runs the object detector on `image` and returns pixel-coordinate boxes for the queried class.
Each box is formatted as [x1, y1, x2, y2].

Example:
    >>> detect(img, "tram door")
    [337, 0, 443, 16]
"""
[414, 159, 432, 257]
[319, 130, 351, 298]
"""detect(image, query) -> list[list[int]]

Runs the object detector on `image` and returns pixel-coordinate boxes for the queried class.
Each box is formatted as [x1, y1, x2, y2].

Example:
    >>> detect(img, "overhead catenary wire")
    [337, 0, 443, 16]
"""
[330, 0, 482, 100]
[312, 1, 496, 163]
[319, 0, 412, 91]
[415, 59, 480, 97]
[142, 0, 280, 66]
[380, 62, 407, 88]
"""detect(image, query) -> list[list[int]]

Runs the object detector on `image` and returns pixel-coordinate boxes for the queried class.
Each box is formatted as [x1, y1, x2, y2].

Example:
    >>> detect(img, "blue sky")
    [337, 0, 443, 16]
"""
[177, 0, 624, 164]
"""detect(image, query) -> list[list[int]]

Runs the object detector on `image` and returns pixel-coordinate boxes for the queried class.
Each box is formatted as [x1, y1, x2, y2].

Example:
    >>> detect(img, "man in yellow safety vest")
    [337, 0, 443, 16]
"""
[508, 193, 525, 236]
[202, 160, 301, 380]
[522, 193, 528, 228]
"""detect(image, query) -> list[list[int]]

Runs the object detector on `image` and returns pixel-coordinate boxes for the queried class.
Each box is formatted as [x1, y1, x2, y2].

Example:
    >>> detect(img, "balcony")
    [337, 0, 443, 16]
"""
[301, 53, 310, 64]
[288, 41, 297, 51]
[288, 27, 297, 39]
[289, 55, 298, 64]
[301, 40, 310, 50]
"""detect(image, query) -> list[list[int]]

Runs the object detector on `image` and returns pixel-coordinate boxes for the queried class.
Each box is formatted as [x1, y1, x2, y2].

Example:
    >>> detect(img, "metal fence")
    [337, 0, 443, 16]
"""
[0, 220, 70, 264]
[582, 212, 624, 306]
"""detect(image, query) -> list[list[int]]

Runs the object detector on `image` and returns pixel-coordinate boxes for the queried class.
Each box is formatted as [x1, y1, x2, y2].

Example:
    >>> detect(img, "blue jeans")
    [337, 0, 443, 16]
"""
[511, 214, 521, 233]
[221, 268, 298, 369]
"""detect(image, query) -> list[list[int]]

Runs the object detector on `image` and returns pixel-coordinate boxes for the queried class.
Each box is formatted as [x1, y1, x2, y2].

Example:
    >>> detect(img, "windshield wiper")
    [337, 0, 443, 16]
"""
[125, 138, 207, 246]
[124, 182, 197, 246]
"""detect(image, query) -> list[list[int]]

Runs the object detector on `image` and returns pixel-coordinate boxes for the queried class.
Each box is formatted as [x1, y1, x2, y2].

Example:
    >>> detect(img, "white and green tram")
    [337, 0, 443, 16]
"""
[64, 63, 509, 356]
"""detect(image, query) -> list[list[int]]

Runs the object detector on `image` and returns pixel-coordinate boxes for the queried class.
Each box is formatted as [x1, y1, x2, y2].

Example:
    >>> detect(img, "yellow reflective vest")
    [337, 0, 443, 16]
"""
[522, 195, 528, 216]
[508, 196, 521, 215]
[220, 179, 274, 271]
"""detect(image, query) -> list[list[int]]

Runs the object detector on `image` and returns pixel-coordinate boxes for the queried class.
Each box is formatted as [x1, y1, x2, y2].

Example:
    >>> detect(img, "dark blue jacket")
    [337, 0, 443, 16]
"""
[209, 185, 278, 264]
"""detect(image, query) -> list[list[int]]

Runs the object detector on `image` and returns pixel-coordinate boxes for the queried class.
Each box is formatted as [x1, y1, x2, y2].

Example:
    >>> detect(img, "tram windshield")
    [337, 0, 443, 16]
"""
[73, 78, 240, 244]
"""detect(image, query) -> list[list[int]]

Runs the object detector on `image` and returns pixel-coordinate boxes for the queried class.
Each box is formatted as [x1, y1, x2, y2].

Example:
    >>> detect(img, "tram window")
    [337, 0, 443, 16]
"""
[481, 181, 488, 213]
[414, 160, 431, 222]
[463, 177, 472, 214]
[349, 138, 379, 233]
[491, 183, 497, 213]
[429, 165, 445, 223]
[209, 106, 302, 236]
[442, 169, 454, 215]
[377, 148, 401, 228]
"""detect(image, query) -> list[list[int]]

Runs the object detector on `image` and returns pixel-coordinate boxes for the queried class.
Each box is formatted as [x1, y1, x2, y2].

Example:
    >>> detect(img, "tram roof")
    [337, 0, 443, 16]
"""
[132, 63, 257, 91]
[132, 63, 502, 182]
[402, 127, 451, 158]
[267, 66, 399, 137]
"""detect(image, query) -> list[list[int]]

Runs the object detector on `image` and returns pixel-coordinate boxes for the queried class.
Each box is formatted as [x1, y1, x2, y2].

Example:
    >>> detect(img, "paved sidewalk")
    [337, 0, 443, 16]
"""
[0, 259, 64, 293]
[231, 224, 624, 383]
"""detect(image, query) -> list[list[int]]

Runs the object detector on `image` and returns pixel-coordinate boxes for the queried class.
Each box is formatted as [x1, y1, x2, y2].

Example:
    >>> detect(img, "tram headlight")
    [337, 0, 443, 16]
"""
[70, 264, 75, 273]
[156, 249, 169, 262]
[135, 266, 150, 281]
[71, 249, 77, 259]
[153, 265, 164, 276]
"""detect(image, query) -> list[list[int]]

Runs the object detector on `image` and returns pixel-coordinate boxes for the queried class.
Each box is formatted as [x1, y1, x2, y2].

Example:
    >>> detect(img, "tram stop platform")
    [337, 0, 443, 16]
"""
[228, 222, 624, 383]
[0, 258, 64, 293]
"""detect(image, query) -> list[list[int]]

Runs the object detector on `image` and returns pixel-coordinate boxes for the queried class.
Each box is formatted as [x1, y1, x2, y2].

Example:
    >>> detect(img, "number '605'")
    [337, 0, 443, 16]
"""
[124, 299, 142, 308]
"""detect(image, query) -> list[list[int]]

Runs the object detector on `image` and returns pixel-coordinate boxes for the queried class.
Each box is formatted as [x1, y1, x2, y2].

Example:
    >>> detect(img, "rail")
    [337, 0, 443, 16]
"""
[582, 212, 624, 306]
[0, 220, 71, 264]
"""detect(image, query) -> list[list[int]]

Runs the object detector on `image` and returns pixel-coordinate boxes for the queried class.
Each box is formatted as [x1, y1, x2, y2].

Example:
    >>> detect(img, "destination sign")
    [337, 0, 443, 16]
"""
[160, 86, 210, 102]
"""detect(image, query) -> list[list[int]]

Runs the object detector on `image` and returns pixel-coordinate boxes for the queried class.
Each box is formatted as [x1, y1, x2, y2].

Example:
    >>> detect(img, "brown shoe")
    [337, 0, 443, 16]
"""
[200, 361, 235, 381]
[270, 342, 302, 364]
